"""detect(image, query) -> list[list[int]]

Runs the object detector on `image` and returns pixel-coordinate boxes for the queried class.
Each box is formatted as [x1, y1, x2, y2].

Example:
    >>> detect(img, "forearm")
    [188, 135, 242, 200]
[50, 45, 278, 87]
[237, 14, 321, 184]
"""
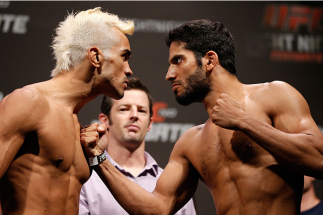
[239, 114, 323, 178]
[80, 123, 192, 214]
[93, 160, 168, 215]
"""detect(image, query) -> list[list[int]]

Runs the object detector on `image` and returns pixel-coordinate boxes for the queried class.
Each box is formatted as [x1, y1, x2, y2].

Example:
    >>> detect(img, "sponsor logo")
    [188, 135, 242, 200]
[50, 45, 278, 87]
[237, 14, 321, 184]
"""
[263, 4, 323, 63]
[0, 13, 30, 34]
[0, 91, 3, 101]
[0, 1, 10, 8]
[145, 101, 194, 143]
[122, 17, 185, 34]
[152, 102, 178, 122]
[264, 5, 323, 32]
[145, 122, 194, 143]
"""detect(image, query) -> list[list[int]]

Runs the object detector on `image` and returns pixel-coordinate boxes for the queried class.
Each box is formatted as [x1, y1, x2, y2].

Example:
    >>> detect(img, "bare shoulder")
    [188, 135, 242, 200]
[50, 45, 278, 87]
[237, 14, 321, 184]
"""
[265, 80, 297, 93]
[170, 123, 205, 157]
[1, 86, 48, 111]
[179, 123, 205, 141]
[247, 81, 307, 111]
[252, 80, 300, 97]
[246, 81, 315, 135]
[0, 85, 49, 131]
[247, 80, 295, 95]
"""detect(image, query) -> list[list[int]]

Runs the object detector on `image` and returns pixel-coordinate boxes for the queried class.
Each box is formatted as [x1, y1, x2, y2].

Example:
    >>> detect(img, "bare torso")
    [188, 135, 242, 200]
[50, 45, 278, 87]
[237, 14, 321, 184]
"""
[184, 83, 303, 215]
[0, 85, 90, 214]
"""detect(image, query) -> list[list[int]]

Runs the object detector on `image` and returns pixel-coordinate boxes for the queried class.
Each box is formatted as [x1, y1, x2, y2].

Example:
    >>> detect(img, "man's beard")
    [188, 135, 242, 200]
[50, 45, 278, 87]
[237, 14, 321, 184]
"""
[175, 67, 211, 106]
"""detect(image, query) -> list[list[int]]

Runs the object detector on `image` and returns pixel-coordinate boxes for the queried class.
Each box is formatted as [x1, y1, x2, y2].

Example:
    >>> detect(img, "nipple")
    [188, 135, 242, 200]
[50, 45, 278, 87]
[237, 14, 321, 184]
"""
[55, 156, 64, 167]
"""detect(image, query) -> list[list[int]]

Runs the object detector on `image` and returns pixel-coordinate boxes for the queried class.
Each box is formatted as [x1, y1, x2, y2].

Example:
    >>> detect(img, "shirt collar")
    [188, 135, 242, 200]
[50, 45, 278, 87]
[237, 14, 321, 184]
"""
[105, 151, 159, 178]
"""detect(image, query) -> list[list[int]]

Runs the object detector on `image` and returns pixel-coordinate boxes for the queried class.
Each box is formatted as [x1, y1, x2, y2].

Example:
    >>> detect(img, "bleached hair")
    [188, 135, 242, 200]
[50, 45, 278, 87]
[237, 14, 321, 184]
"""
[51, 7, 134, 77]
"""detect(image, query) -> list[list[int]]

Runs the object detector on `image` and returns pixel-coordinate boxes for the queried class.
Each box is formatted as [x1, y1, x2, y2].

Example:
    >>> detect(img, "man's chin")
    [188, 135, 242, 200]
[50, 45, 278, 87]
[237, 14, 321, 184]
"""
[113, 94, 124, 100]
[107, 90, 124, 100]
[175, 96, 194, 106]
[123, 137, 143, 145]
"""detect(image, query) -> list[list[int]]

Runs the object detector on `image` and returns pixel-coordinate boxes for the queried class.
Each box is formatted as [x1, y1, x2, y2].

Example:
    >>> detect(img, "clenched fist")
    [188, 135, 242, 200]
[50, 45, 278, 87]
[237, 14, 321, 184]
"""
[80, 123, 109, 157]
[212, 93, 246, 130]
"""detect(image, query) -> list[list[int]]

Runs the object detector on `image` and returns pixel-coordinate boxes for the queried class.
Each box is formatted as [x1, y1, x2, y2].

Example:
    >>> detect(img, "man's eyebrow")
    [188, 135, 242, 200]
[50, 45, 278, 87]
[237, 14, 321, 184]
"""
[138, 105, 148, 109]
[117, 104, 148, 109]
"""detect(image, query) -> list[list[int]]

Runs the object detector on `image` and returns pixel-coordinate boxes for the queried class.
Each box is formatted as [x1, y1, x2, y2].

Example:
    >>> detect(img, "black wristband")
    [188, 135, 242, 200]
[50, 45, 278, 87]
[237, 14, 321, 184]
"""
[88, 151, 106, 167]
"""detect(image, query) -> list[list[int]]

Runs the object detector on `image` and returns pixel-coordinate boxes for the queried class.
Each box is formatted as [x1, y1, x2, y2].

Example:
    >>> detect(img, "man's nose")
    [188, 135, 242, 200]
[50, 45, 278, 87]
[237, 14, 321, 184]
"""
[129, 107, 138, 119]
[165, 66, 176, 81]
[125, 62, 133, 77]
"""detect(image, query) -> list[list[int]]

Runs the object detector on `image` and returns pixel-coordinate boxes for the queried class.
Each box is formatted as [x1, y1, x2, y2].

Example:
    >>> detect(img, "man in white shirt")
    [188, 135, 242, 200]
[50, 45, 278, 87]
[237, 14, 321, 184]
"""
[79, 78, 196, 215]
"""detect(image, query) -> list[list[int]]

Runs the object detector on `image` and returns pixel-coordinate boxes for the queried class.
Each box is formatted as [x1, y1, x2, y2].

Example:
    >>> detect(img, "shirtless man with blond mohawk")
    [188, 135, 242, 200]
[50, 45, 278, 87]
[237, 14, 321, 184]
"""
[81, 20, 323, 215]
[0, 7, 134, 214]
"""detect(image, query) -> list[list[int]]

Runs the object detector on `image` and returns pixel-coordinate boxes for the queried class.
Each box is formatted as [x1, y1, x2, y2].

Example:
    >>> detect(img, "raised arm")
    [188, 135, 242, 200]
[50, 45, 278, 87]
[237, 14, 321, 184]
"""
[81, 124, 199, 215]
[212, 81, 323, 178]
[0, 88, 42, 178]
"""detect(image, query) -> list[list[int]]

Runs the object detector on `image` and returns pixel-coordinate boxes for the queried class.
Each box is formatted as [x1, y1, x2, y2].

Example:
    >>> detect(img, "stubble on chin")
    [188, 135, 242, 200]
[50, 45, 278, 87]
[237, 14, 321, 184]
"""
[122, 134, 143, 145]
[174, 69, 211, 106]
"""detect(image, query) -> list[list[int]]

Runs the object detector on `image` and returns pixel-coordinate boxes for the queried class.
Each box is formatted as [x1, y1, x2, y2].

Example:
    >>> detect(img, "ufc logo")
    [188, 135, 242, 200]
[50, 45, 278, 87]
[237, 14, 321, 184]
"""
[152, 102, 178, 122]
[264, 4, 323, 32]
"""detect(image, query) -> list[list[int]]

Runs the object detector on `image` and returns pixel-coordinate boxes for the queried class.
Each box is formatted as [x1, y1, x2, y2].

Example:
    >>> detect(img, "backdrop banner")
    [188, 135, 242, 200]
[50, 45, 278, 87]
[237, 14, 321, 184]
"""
[1, 2, 322, 214]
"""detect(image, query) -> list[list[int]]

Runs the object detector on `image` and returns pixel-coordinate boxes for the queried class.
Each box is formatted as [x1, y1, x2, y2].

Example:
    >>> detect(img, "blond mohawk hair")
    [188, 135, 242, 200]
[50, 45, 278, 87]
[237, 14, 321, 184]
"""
[51, 7, 134, 77]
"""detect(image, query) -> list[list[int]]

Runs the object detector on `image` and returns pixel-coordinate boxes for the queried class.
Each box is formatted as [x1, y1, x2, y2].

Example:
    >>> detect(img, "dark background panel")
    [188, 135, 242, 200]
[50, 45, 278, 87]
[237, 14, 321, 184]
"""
[1, 2, 323, 215]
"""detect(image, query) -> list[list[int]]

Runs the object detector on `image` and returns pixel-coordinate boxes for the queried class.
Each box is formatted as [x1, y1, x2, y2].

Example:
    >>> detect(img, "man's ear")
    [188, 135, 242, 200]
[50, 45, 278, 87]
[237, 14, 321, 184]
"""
[204, 51, 219, 72]
[88, 47, 103, 68]
[99, 113, 110, 130]
[147, 117, 153, 132]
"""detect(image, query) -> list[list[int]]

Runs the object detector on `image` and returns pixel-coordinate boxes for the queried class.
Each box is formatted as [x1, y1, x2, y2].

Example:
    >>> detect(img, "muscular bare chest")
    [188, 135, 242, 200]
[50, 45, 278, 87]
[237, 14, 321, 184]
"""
[191, 102, 276, 187]
[16, 107, 90, 183]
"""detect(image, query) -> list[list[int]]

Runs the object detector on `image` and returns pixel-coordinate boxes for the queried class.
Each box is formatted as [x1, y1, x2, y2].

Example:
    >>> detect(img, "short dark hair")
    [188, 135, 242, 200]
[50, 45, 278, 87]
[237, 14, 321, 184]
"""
[166, 19, 237, 76]
[101, 78, 153, 122]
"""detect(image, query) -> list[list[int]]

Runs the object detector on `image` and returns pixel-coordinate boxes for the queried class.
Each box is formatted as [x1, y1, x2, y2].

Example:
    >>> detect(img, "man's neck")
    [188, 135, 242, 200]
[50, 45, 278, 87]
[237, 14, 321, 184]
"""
[42, 62, 98, 114]
[107, 141, 146, 177]
[301, 187, 321, 212]
[202, 68, 244, 118]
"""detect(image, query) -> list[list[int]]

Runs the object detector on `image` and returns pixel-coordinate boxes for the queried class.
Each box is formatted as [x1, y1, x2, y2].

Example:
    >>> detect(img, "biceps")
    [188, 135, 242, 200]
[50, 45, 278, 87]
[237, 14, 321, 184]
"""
[274, 108, 320, 136]
[271, 87, 317, 135]
[272, 98, 323, 155]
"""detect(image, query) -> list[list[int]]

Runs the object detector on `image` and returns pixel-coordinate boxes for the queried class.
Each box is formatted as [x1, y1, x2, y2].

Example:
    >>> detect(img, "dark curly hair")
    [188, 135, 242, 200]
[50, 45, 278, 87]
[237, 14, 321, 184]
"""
[166, 19, 237, 76]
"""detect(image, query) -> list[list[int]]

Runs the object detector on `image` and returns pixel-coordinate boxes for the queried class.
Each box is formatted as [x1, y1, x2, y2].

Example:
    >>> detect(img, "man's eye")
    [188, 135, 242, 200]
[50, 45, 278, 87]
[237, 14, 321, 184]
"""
[122, 54, 131, 61]
[175, 58, 182, 64]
